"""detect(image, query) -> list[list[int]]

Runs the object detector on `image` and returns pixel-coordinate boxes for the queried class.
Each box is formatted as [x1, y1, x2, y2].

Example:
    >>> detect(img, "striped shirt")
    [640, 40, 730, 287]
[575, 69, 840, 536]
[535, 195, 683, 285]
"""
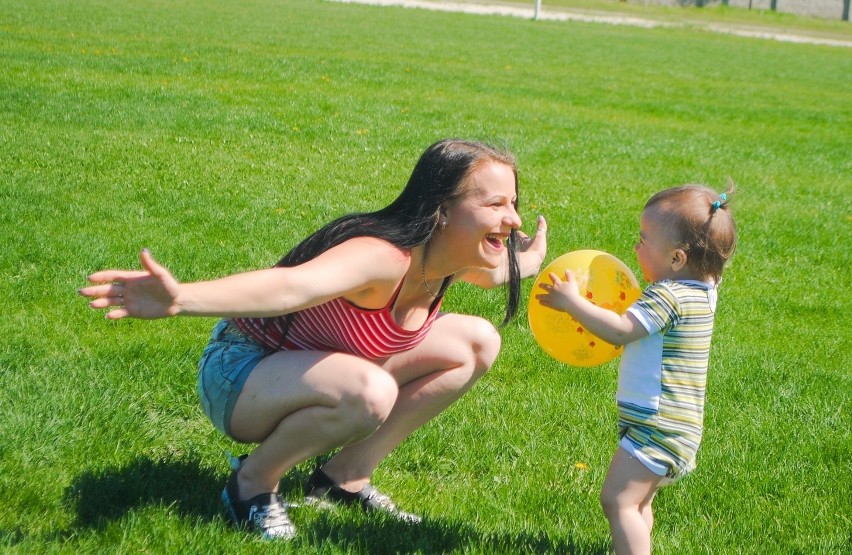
[617, 279, 717, 478]
[232, 278, 445, 360]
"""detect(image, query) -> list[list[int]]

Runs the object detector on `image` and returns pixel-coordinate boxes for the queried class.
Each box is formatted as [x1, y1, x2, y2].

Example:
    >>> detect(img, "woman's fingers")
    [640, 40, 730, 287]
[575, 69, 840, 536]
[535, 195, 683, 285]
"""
[105, 307, 130, 320]
[86, 269, 150, 284]
[139, 248, 161, 275]
[79, 284, 128, 318]
[78, 282, 125, 299]
[88, 293, 126, 306]
[81, 251, 172, 320]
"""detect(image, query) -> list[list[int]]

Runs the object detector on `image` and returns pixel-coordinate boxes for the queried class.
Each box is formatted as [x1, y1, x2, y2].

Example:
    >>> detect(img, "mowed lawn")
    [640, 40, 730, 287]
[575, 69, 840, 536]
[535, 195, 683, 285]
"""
[1, 0, 849, 553]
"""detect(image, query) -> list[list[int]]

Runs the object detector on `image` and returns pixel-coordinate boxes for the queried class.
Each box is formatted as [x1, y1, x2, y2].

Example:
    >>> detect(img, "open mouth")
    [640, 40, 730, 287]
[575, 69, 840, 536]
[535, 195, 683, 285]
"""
[485, 234, 506, 250]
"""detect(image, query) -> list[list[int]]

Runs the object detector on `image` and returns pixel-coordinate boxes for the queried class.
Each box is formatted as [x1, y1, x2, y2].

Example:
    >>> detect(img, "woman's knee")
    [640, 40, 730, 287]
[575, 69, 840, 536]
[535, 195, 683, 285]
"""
[342, 366, 399, 432]
[465, 317, 502, 374]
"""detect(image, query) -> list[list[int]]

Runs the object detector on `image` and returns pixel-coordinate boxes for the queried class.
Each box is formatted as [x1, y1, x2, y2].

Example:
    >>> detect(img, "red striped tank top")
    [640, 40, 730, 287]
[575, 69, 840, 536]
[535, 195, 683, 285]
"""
[232, 278, 445, 360]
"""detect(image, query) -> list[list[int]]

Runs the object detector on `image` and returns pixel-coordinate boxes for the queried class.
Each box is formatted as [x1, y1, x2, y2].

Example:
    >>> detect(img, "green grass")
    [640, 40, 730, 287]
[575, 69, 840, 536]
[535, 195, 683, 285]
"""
[1, 0, 850, 552]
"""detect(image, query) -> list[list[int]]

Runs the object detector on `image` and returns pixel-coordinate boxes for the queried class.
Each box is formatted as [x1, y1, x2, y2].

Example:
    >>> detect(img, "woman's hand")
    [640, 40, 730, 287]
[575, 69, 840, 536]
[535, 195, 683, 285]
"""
[516, 214, 548, 279]
[79, 249, 181, 320]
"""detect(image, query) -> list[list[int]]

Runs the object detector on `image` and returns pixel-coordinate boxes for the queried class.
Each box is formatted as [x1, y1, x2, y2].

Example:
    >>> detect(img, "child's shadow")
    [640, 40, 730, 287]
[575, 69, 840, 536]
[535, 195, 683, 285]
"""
[64, 456, 605, 554]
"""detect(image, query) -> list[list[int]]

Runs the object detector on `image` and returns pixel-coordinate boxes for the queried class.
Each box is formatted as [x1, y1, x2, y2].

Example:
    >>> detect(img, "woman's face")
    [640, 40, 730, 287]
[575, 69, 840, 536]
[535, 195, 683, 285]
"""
[440, 161, 521, 271]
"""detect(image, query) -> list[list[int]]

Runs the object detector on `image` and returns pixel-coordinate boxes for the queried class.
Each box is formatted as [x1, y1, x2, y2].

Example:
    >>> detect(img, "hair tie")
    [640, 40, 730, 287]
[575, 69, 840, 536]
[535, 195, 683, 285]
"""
[711, 192, 728, 212]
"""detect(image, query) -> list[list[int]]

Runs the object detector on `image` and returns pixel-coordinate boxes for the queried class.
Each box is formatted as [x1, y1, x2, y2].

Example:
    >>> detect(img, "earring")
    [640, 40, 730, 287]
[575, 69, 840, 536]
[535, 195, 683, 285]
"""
[440, 220, 447, 232]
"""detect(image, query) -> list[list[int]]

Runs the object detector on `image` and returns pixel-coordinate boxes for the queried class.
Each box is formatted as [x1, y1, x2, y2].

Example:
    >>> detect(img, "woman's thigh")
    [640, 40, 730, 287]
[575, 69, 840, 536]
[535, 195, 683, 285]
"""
[382, 313, 501, 386]
[229, 348, 391, 441]
[197, 320, 269, 438]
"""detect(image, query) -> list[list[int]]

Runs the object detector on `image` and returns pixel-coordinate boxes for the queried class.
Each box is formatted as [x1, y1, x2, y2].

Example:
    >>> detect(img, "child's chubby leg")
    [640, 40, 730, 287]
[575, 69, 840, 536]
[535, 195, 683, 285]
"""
[600, 447, 665, 555]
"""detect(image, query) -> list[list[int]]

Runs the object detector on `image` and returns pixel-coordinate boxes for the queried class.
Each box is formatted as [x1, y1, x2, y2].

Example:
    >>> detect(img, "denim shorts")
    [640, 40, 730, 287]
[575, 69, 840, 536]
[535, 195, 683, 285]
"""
[197, 319, 270, 438]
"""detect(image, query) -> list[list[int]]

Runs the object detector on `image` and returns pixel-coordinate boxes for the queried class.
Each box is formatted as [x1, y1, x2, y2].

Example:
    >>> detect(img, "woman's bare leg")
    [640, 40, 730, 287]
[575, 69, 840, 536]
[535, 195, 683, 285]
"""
[228, 350, 399, 499]
[319, 314, 501, 491]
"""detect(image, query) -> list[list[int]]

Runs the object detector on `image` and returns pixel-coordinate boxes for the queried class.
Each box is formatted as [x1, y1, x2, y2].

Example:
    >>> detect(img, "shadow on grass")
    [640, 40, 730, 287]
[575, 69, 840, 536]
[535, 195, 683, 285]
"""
[61, 456, 606, 554]
[301, 512, 607, 554]
[64, 455, 224, 528]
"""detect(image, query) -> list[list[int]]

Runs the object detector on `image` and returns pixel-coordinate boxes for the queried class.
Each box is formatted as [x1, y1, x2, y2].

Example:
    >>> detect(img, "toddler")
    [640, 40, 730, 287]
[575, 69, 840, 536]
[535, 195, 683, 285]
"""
[536, 184, 737, 555]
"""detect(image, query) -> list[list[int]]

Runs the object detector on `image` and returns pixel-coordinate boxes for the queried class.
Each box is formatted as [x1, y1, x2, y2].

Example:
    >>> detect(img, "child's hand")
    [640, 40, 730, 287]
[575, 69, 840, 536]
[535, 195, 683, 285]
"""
[535, 269, 583, 313]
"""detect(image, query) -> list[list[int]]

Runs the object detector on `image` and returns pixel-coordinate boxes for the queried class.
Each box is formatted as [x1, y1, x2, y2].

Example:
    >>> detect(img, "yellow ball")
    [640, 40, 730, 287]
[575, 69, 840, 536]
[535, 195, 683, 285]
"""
[529, 250, 641, 367]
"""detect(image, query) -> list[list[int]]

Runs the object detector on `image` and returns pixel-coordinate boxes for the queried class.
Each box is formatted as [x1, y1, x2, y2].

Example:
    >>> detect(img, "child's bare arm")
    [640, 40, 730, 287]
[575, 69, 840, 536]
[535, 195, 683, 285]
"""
[535, 269, 648, 347]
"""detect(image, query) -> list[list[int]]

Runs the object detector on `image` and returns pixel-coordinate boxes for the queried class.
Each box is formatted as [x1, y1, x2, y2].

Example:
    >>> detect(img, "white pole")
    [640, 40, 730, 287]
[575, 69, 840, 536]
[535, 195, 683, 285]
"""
[534, 0, 541, 20]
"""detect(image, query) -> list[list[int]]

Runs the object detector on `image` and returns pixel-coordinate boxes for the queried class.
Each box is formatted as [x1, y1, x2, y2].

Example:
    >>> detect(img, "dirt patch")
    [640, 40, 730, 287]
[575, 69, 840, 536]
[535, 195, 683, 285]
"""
[330, 0, 852, 48]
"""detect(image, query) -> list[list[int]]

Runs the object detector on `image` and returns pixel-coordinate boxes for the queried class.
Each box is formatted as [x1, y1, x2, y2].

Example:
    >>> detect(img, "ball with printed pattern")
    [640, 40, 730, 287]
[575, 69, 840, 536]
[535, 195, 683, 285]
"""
[529, 250, 641, 367]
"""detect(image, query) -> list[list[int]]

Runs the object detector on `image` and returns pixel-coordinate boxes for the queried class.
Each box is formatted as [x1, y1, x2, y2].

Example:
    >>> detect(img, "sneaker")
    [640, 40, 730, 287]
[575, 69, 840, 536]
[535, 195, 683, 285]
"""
[221, 454, 297, 540]
[304, 467, 422, 524]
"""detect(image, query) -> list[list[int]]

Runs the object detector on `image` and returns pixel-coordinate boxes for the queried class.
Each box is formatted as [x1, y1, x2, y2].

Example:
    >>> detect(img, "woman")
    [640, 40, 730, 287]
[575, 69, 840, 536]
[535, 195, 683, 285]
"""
[80, 139, 548, 539]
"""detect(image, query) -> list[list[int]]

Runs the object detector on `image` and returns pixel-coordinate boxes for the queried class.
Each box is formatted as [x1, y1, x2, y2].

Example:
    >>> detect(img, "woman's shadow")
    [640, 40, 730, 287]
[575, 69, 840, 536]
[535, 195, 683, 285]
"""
[64, 455, 604, 554]
[64, 455, 224, 528]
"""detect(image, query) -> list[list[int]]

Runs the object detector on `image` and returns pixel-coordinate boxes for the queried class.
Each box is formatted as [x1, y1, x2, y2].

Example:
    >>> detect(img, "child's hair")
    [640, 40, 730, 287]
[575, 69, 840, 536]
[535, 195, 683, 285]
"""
[645, 181, 738, 283]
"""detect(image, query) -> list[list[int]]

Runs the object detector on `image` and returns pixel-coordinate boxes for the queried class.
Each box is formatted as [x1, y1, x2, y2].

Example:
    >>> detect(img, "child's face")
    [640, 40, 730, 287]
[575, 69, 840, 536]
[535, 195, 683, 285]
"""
[634, 207, 678, 283]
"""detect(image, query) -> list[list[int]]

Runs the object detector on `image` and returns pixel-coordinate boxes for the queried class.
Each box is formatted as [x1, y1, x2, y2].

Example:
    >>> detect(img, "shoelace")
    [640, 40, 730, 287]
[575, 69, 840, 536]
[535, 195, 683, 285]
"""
[226, 452, 295, 537]
[364, 488, 397, 511]
[249, 496, 293, 532]
[364, 487, 421, 523]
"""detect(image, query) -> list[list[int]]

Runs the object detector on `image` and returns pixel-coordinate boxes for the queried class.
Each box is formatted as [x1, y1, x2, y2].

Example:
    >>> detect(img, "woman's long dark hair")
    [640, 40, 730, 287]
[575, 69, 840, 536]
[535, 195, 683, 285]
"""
[273, 139, 522, 327]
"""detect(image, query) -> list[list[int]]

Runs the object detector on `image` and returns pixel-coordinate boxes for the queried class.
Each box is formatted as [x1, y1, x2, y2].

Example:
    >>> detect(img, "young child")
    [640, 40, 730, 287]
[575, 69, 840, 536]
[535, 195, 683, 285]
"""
[536, 184, 737, 555]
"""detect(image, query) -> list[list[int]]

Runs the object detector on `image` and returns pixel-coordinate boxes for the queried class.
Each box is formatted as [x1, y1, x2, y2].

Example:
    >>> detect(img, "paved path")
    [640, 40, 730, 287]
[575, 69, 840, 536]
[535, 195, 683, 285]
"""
[330, 0, 852, 48]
